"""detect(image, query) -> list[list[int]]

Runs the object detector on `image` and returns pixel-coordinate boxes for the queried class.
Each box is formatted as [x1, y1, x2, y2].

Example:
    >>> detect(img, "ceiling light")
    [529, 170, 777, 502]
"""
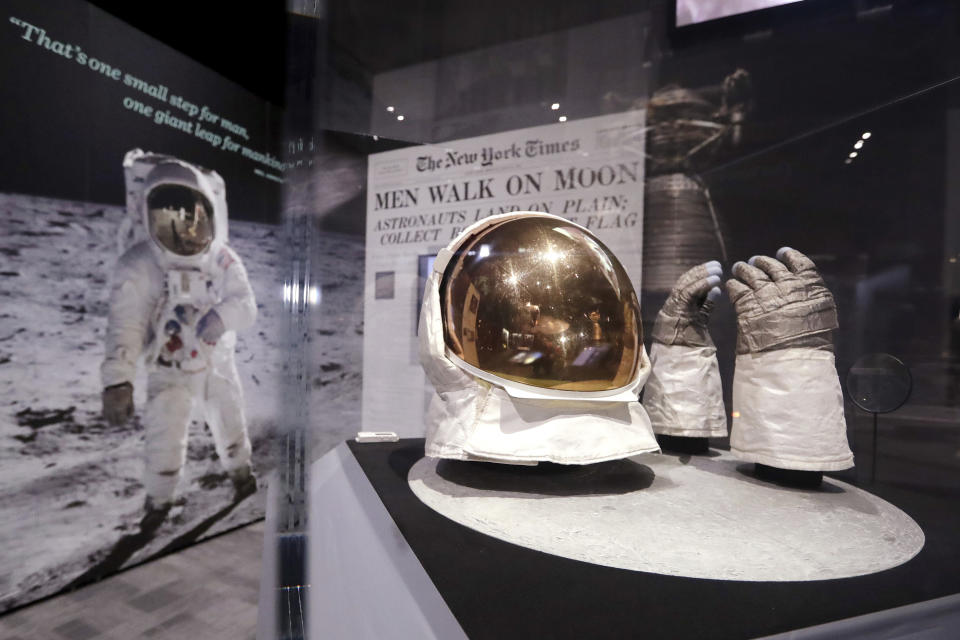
[386, 106, 395, 112]
[854, 140, 864, 149]
[397, 115, 404, 121]
[558, 116, 567, 122]
[861, 131, 871, 139]
[551, 103, 560, 110]
[849, 151, 857, 158]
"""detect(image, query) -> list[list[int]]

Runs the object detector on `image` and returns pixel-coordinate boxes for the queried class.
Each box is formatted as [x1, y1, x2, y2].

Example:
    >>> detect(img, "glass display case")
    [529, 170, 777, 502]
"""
[269, 3, 960, 640]
[261, 1, 960, 638]
[6, 1, 955, 638]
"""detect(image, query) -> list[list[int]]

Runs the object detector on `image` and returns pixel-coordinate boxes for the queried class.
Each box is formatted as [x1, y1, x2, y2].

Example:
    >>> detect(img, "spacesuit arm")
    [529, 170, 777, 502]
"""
[645, 342, 727, 437]
[212, 247, 257, 333]
[101, 246, 160, 387]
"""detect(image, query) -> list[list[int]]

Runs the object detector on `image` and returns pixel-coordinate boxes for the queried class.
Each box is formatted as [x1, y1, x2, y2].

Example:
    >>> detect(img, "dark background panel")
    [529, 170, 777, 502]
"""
[0, 0, 281, 222]
[89, 0, 287, 106]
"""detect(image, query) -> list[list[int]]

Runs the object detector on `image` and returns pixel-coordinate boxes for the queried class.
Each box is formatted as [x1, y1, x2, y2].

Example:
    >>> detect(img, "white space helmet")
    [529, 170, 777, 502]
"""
[121, 149, 228, 269]
[419, 212, 659, 465]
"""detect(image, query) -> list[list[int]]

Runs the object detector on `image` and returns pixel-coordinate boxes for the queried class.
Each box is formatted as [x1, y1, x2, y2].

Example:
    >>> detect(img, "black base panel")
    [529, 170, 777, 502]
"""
[347, 439, 960, 640]
[755, 463, 824, 488]
[656, 434, 710, 454]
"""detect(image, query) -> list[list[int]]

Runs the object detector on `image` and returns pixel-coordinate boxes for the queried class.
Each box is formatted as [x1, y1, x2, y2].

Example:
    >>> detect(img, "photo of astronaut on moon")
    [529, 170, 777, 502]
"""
[103, 150, 260, 524]
[0, 0, 347, 612]
[0, 147, 287, 612]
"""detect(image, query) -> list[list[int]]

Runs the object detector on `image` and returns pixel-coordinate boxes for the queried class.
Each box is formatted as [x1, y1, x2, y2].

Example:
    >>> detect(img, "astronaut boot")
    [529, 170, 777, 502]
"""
[230, 463, 258, 503]
[140, 496, 172, 532]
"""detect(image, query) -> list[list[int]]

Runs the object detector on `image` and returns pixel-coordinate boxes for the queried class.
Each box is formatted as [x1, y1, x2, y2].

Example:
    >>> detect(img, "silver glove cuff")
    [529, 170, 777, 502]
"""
[651, 299, 715, 348]
[737, 298, 838, 353]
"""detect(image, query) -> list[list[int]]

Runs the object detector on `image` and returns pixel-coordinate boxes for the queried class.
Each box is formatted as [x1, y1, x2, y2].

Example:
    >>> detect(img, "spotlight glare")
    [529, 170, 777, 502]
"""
[543, 248, 562, 263]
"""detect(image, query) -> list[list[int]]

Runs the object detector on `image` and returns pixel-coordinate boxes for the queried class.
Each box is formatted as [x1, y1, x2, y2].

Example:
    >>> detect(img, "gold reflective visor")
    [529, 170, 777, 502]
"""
[147, 184, 215, 256]
[441, 217, 641, 392]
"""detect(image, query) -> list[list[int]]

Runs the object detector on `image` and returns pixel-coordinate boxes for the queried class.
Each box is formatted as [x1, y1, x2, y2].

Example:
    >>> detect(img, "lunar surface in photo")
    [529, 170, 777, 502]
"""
[408, 450, 925, 581]
[0, 192, 364, 612]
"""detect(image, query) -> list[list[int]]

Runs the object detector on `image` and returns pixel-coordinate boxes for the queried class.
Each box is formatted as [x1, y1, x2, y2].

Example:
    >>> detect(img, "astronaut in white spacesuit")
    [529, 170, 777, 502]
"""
[101, 150, 257, 521]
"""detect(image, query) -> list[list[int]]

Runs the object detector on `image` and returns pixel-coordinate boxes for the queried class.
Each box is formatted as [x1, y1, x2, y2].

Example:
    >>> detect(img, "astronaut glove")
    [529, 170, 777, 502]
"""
[726, 247, 838, 354]
[102, 382, 134, 426]
[196, 309, 225, 345]
[645, 262, 727, 438]
[726, 247, 853, 471]
[651, 261, 723, 348]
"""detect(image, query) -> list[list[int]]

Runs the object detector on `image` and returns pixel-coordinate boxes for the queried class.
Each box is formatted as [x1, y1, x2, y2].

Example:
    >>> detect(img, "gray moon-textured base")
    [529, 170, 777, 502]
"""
[409, 450, 924, 582]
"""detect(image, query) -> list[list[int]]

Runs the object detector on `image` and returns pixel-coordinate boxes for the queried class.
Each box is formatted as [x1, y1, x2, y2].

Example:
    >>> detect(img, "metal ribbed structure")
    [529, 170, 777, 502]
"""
[642, 173, 725, 293]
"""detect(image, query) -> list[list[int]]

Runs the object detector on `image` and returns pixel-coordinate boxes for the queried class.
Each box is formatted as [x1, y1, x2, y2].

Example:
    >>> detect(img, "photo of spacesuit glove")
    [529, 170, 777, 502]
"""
[196, 308, 225, 345]
[102, 382, 134, 426]
[644, 261, 728, 438]
[726, 248, 854, 471]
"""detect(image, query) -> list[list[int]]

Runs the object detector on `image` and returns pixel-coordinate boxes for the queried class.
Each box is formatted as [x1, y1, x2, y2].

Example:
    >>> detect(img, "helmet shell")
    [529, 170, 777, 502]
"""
[440, 215, 642, 394]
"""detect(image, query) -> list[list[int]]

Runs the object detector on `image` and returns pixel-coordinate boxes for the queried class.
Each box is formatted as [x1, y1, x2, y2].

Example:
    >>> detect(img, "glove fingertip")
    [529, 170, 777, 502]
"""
[730, 261, 749, 278]
[776, 246, 794, 260]
[706, 275, 721, 288]
[706, 286, 722, 303]
[747, 255, 759, 266]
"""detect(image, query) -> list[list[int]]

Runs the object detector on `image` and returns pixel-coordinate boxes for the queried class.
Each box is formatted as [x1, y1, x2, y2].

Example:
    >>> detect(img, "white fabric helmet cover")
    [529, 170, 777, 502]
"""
[419, 212, 659, 465]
